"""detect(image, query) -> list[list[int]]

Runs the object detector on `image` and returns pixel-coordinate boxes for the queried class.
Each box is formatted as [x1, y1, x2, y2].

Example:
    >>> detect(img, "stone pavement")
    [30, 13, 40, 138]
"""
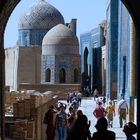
[60, 97, 126, 140]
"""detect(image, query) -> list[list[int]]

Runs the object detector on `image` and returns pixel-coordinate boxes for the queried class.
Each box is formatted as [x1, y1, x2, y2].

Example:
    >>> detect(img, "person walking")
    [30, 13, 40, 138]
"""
[93, 101, 107, 119]
[77, 91, 82, 106]
[93, 88, 99, 101]
[43, 105, 57, 140]
[76, 109, 84, 118]
[55, 105, 67, 140]
[102, 96, 106, 106]
[67, 106, 76, 131]
[118, 96, 128, 128]
[106, 100, 115, 128]
[91, 117, 116, 140]
[66, 114, 91, 140]
[66, 93, 70, 105]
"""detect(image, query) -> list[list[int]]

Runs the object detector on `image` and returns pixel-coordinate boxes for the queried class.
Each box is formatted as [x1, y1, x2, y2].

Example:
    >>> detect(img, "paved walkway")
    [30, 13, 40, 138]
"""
[60, 97, 126, 140]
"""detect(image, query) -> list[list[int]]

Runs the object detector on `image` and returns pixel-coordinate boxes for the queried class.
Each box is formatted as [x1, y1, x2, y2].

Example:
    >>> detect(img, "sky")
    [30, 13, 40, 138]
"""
[4, 0, 107, 48]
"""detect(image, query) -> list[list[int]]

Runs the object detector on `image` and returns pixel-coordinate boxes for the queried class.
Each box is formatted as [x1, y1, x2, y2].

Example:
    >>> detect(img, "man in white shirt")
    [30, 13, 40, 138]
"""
[118, 96, 128, 128]
[77, 92, 82, 106]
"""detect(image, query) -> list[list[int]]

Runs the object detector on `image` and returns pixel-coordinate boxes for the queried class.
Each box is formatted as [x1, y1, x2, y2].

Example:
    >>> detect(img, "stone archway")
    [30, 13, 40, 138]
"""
[0, 0, 140, 139]
[0, 1, 21, 139]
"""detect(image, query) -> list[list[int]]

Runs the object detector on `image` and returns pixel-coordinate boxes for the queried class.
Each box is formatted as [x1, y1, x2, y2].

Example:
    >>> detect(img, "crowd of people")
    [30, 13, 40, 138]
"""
[43, 91, 137, 140]
[43, 91, 84, 140]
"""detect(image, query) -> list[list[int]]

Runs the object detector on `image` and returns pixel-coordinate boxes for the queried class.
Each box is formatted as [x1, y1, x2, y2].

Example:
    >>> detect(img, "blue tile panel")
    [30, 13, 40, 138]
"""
[118, 1, 131, 104]
[80, 25, 104, 93]
[18, 29, 48, 46]
[106, 0, 119, 99]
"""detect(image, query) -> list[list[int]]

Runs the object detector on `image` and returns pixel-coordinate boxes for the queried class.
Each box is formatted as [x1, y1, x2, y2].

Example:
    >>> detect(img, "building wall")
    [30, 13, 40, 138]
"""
[118, 1, 131, 100]
[41, 54, 80, 84]
[5, 46, 43, 91]
[80, 31, 92, 74]
[17, 47, 41, 90]
[102, 45, 106, 95]
[118, 1, 137, 122]
[5, 47, 19, 91]
[18, 29, 48, 46]
[91, 26, 104, 93]
[80, 32, 92, 90]
[106, 0, 119, 99]
[19, 83, 81, 97]
[80, 23, 105, 93]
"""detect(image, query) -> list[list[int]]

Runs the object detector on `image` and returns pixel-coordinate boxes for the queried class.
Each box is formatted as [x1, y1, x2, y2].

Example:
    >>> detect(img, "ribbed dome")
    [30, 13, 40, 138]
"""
[42, 24, 79, 46]
[18, 0, 64, 30]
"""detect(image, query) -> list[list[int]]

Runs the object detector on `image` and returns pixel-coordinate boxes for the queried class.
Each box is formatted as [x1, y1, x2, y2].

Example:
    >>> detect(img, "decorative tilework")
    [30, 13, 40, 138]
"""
[18, 0, 64, 30]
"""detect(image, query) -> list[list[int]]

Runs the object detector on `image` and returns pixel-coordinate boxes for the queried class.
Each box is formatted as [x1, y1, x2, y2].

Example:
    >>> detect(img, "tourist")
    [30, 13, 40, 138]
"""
[77, 91, 82, 106]
[43, 105, 57, 140]
[118, 95, 128, 127]
[93, 88, 99, 101]
[67, 106, 76, 129]
[106, 100, 115, 127]
[102, 96, 106, 106]
[76, 109, 84, 118]
[93, 101, 107, 119]
[66, 114, 91, 140]
[66, 93, 70, 105]
[123, 122, 137, 140]
[91, 117, 116, 140]
[55, 105, 67, 140]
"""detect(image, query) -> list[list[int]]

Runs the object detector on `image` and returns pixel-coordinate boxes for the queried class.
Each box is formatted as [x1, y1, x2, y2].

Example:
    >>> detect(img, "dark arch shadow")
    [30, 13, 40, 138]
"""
[0, 0, 140, 139]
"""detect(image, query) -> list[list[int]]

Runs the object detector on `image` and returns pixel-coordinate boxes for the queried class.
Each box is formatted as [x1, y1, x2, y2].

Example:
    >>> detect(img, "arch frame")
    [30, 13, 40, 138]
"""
[0, 0, 140, 139]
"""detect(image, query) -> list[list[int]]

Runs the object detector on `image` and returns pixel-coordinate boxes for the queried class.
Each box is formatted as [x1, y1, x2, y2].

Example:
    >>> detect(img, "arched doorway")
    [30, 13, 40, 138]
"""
[74, 68, 78, 83]
[59, 68, 66, 83]
[45, 68, 51, 82]
[0, 0, 140, 139]
[84, 47, 89, 76]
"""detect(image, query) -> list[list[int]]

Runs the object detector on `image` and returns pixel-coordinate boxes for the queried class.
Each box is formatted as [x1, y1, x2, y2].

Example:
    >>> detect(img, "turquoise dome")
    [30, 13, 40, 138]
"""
[18, 0, 64, 30]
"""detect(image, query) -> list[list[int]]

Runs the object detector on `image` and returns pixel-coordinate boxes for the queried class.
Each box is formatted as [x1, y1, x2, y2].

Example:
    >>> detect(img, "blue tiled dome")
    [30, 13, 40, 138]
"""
[18, 0, 64, 30]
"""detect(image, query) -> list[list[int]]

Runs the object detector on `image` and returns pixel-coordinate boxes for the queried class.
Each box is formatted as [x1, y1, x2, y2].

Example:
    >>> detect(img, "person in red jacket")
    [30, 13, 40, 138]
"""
[43, 105, 57, 140]
[93, 101, 107, 119]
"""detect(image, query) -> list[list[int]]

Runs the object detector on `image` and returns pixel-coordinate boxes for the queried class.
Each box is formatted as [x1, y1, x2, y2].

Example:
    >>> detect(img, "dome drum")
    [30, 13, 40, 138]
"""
[42, 44, 79, 55]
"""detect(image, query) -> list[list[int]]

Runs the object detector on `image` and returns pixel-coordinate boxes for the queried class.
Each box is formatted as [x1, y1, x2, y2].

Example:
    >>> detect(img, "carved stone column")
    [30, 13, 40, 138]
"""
[129, 19, 136, 122]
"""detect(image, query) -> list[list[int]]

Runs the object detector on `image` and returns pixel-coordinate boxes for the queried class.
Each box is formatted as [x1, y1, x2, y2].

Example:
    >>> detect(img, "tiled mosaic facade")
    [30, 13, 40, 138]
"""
[80, 23, 105, 93]
[41, 24, 80, 84]
[118, 1, 131, 101]
[106, 0, 119, 99]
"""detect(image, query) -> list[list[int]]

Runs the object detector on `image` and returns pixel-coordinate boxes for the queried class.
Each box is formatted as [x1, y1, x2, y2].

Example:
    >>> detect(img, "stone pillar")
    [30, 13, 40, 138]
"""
[102, 46, 106, 95]
[129, 19, 136, 122]
[68, 19, 77, 35]
[0, 38, 5, 140]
